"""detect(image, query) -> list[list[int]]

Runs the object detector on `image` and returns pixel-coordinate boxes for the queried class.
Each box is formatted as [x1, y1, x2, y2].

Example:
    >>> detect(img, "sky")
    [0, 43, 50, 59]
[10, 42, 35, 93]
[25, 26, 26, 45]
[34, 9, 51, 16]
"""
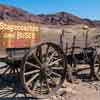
[0, 0, 99, 20]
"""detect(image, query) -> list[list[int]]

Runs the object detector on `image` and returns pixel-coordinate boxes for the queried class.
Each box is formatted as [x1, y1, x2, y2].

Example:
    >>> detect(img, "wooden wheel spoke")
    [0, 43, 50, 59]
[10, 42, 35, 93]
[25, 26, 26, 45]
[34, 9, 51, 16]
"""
[51, 71, 61, 77]
[25, 61, 40, 69]
[15, 68, 19, 74]
[97, 59, 99, 63]
[14, 68, 16, 74]
[47, 74, 57, 86]
[48, 59, 62, 66]
[0, 66, 7, 69]
[39, 46, 43, 63]
[44, 45, 50, 62]
[33, 80, 40, 91]
[96, 57, 100, 63]
[36, 46, 43, 63]
[97, 66, 100, 74]
[9, 68, 13, 74]
[45, 75, 51, 92]
[32, 53, 42, 66]
[47, 52, 56, 64]
[51, 66, 63, 70]
[26, 73, 39, 85]
[40, 79, 43, 94]
[45, 45, 50, 58]
[2, 66, 11, 74]
[94, 63, 100, 67]
[24, 70, 39, 76]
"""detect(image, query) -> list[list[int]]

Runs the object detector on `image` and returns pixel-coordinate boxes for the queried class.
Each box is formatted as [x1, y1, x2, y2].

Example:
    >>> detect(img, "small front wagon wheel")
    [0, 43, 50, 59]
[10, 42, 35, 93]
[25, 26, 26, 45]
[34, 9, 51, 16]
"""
[20, 42, 67, 98]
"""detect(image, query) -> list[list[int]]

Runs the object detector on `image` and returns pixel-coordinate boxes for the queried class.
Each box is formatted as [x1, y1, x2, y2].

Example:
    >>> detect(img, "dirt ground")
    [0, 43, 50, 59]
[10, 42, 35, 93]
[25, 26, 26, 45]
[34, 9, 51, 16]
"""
[0, 68, 100, 100]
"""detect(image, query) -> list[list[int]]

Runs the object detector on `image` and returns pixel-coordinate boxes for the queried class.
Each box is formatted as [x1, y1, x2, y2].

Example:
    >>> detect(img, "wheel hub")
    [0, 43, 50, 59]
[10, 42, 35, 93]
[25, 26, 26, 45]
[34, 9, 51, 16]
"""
[41, 64, 52, 76]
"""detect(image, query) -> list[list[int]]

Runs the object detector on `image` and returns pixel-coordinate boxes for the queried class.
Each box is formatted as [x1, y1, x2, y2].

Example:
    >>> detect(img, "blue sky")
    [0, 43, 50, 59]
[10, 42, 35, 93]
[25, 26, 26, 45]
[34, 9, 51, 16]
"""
[0, 0, 99, 20]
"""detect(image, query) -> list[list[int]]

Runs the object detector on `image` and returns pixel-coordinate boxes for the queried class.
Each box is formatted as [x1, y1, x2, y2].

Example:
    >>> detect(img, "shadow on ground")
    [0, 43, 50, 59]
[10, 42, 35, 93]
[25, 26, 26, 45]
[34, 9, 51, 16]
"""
[0, 75, 39, 100]
[0, 67, 98, 100]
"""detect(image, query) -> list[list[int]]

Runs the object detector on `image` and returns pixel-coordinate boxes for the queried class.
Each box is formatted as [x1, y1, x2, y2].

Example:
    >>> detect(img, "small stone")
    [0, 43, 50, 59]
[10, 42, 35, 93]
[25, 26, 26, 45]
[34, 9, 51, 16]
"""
[66, 87, 73, 93]
[72, 79, 81, 84]
[62, 81, 72, 88]
[52, 95, 57, 100]
[71, 90, 77, 94]
[59, 90, 66, 96]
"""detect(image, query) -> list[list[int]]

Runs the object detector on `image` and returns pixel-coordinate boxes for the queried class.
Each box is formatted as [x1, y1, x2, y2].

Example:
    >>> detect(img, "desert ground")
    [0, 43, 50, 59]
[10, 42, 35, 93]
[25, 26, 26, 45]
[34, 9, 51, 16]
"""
[0, 24, 100, 100]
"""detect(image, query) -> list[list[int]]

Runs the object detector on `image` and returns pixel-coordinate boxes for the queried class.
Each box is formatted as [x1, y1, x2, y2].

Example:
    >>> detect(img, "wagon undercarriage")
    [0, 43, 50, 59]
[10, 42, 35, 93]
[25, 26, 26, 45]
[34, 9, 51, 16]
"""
[59, 30, 100, 82]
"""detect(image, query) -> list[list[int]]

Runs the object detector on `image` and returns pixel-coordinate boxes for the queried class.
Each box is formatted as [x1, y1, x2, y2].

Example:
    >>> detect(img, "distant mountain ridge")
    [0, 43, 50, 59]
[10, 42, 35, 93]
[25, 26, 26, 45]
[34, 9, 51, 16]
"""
[0, 4, 100, 27]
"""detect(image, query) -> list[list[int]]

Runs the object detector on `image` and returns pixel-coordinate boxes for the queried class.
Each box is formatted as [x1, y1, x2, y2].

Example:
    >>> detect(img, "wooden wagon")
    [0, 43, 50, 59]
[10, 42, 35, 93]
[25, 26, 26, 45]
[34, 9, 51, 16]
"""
[0, 21, 67, 98]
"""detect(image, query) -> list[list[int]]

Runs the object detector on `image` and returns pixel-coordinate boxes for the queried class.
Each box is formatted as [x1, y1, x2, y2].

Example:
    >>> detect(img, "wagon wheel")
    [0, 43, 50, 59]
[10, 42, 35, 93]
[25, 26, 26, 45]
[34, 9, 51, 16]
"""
[92, 54, 100, 80]
[69, 48, 94, 81]
[0, 60, 20, 81]
[82, 48, 97, 80]
[20, 42, 67, 98]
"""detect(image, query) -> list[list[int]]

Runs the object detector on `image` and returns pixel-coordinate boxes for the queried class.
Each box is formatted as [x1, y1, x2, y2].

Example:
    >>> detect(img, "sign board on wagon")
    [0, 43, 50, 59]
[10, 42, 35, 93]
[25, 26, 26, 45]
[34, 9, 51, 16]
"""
[0, 21, 40, 48]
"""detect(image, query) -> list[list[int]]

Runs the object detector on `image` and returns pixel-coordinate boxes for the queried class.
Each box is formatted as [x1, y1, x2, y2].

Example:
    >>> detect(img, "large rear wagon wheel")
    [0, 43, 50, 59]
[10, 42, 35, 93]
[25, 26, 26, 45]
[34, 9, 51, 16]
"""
[20, 42, 67, 98]
[93, 54, 100, 80]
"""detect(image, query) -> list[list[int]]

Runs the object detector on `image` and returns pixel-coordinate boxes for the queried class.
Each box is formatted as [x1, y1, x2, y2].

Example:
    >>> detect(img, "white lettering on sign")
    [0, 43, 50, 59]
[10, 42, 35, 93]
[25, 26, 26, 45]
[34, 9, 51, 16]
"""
[2, 32, 33, 39]
[3, 33, 15, 39]
[16, 32, 32, 39]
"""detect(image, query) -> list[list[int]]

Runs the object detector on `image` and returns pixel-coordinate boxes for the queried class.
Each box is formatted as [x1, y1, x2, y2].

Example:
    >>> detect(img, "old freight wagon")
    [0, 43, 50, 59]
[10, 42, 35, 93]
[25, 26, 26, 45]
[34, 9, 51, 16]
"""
[0, 21, 66, 98]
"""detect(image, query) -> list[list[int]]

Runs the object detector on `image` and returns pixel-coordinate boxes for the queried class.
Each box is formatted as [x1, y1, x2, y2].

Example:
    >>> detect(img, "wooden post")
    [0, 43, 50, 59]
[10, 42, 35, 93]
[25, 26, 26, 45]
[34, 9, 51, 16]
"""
[85, 30, 89, 48]
[65, 42, 68, 54]
[59, 30, 64, 50]
[71, 35, 76, 56]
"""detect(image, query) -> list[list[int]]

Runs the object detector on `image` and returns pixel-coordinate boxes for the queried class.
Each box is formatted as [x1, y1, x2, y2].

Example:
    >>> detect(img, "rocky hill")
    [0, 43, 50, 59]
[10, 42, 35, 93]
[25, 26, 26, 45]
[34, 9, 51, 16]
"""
[0, 4, 99, 27]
